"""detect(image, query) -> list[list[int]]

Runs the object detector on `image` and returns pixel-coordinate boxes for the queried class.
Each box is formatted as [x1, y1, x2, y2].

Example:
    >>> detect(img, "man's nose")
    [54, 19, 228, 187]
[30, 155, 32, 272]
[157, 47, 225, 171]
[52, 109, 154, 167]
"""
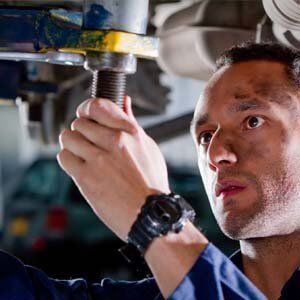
[207, 130, 238, 171]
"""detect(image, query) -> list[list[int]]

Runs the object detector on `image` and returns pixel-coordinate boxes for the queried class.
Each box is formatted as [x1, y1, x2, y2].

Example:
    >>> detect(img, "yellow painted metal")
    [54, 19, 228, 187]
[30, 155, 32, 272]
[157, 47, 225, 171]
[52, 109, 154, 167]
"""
[59, 30, 159, 59]
[10, 217, 29, 237]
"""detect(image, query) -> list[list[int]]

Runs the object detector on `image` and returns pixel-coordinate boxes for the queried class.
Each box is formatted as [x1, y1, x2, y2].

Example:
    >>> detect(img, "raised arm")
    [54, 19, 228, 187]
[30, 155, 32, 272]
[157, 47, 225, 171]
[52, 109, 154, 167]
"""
[57, 97, 266, 299]
[57, 97, 209, 297]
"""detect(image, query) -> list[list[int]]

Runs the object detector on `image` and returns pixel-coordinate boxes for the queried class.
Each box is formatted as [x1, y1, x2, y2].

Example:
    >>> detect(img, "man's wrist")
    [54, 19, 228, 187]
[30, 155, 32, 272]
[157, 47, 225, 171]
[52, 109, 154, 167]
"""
[144, 221, 208, 298]
[145, 221, 208, 259]
[127, 192, 196, 255]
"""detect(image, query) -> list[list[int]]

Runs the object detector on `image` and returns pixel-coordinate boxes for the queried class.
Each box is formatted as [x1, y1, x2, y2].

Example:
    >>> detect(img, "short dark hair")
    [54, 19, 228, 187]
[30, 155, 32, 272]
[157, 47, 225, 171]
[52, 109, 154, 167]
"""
[215, 42, 300, 88]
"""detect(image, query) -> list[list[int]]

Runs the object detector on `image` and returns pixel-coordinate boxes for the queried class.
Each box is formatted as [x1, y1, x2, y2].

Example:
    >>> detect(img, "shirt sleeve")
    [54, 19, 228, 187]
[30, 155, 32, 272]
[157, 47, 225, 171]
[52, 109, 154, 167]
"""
[25, 266, 162, 300]
[0, 243, 268, 300]
[0, 248, 161, 300]
[169, 243, 267, 300]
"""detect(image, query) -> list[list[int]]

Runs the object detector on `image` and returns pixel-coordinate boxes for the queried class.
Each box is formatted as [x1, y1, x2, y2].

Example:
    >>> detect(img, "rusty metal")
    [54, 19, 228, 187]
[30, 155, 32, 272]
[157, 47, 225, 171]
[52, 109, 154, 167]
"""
[0, 3, 159, 108]
[81, 0, 153, 108]
[0, 8, 159, 60]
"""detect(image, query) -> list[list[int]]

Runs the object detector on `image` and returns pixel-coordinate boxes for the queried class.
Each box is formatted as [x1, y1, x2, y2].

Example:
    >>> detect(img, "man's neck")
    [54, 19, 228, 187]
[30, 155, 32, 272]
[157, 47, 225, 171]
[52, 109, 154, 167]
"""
[240, 232, 300, 300]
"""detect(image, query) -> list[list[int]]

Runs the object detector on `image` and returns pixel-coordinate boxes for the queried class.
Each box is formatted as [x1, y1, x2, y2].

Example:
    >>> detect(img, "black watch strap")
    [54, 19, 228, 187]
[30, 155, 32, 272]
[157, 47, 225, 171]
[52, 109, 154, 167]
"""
[127, 193, 196, 255]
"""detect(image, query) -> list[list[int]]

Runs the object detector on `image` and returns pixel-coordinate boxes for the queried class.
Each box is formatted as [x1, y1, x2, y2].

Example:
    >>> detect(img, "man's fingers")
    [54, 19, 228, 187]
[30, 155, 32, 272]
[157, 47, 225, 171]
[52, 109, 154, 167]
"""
[71, 118, 121, 152]
[57, 149, 84, 177]
[124, 96, 137, 123]
[59, 129, 102, 161]
[76, 98, 137, 134]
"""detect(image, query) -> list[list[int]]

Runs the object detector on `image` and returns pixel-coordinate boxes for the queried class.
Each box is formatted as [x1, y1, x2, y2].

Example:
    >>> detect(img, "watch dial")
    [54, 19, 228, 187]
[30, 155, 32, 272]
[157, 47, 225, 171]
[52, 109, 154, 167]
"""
[150, 200, 181, 224]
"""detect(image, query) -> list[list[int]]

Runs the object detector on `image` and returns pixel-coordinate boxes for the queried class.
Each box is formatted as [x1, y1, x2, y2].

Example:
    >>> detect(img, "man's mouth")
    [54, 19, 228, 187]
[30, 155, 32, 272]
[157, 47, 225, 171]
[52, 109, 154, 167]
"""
[215, 180, 247, 198]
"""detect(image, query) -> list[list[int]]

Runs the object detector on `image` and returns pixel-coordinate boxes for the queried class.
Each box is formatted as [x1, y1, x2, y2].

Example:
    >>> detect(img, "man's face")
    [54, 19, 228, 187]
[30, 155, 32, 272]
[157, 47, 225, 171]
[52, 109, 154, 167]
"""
[191, 60, 300, 240]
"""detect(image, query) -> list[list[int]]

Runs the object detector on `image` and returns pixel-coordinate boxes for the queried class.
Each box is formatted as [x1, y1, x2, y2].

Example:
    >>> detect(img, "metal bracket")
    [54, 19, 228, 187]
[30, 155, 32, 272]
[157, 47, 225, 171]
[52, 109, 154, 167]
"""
[0, 6, 159, 65]
[0, 51, 85, 66]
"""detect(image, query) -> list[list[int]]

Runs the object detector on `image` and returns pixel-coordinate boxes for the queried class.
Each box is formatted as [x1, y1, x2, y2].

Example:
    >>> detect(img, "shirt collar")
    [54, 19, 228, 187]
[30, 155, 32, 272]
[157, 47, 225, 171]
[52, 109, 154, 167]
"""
[229, 248, 244, 272]
[229, 248, 300, 299]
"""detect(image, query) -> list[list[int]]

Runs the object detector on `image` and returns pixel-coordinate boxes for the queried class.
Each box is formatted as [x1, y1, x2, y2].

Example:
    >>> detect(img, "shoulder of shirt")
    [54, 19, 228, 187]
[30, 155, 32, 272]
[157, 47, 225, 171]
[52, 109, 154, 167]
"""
[0, 248, 26, 270]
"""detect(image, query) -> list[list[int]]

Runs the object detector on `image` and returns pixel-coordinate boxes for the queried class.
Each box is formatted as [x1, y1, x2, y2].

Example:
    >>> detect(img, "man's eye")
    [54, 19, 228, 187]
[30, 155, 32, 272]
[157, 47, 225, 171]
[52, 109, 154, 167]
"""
[245, 116, 265, 129]
[199, 132, 213, 145]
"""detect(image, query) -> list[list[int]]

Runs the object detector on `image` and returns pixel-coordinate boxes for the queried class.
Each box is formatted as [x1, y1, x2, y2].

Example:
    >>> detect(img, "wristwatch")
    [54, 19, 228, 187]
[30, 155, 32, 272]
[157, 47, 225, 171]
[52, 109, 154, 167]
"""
[127, 193, 196, 255]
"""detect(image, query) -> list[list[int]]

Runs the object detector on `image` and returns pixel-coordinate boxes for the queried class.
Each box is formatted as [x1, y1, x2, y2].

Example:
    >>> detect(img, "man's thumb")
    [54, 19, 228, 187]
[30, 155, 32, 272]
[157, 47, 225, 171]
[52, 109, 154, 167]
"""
[124, 96, 137, 123]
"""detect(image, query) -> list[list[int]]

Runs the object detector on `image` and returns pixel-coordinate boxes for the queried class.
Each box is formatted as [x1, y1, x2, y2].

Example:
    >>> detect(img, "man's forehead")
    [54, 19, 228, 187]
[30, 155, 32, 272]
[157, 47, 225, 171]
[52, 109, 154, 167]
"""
[201, 82, 294, 112]
[192, 62, 297, 129]
[193, 96, 269, 128]
[212, 60, 294, 99]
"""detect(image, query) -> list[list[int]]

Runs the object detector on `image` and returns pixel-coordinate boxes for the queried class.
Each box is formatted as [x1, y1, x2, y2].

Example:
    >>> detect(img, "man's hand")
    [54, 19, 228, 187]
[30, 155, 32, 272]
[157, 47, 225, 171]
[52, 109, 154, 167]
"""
[57, 96, 209, 298]
[57, 96, 170, 241]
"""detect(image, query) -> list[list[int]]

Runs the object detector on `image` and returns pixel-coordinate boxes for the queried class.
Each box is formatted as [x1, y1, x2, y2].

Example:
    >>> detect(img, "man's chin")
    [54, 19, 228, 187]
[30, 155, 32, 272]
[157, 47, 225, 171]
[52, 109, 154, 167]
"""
[218, 219, 276, 240]
[215, 203, 266, 240]
[219, 226, 247, 240]
[217, 216, 266, 240]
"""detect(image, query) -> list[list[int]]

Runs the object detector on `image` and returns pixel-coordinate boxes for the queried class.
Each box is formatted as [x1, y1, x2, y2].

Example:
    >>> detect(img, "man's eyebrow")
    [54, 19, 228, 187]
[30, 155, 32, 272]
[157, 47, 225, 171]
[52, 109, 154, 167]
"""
[190, 99, 270, 132]
[190, 113, 209, 132]
[229, 99, 270, 113]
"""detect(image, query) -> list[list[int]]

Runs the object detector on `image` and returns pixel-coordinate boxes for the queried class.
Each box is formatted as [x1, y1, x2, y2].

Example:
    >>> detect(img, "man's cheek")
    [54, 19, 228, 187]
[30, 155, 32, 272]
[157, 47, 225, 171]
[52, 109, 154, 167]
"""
[198, 160, 214, 198]
[241, 141, 273, 163]
[197, 156, 206, 178]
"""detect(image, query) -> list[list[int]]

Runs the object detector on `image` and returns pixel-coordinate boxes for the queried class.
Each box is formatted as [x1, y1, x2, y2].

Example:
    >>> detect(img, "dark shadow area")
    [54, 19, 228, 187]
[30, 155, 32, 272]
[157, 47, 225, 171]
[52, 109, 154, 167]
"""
[0, 158, 238, 282]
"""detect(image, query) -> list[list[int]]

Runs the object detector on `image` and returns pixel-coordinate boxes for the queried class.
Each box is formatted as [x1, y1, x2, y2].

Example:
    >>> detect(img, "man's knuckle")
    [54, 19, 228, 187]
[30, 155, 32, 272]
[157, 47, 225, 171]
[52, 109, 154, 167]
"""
[59, 148, 68, 158]
[94, 154, 104, 166]
[57, 149, 73, 174]
[90, 99, 99, 112]
[84, 145, 100, 160]
[94, 147, 103, 158]
[71, 118, 82, 130]
[56, 151, 64, 164]
[97, 98, 110, 107]
[89, 99, 106, 116]
[114, 131, 122, 143]
[76, 169, 87, 185]
[123, 119, 137, 132]
[111, 132, 123, 151]
[120, 145, 130, 158]
[60, 129, 71, 143]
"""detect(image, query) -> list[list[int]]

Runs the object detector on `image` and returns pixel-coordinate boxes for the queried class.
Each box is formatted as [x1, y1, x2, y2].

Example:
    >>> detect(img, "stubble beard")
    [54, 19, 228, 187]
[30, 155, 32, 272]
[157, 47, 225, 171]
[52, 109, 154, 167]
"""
[210, 166, 300, 240]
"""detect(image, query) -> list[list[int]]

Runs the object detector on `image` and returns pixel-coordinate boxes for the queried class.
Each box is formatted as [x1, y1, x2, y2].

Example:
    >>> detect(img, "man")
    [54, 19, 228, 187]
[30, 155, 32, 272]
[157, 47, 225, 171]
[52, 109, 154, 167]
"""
[57, 41, 300, 299]
[0, 42, 299, 299]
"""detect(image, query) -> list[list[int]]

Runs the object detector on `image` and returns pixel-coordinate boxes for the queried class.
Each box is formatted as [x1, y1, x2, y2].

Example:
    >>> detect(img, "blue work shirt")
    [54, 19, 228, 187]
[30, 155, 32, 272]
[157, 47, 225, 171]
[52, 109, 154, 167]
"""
[0, 243, 298, 299]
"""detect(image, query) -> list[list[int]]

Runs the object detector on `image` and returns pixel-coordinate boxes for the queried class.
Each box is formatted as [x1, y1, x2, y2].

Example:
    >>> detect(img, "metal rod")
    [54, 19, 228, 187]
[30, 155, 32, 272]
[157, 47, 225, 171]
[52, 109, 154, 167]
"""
[92, 70, 126, 109]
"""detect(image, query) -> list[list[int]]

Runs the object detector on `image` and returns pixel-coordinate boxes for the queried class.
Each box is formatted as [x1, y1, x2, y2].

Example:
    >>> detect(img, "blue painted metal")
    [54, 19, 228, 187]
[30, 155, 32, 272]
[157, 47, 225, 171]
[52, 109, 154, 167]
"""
[83, 0, 149, 34]
[0, 6, 158, 60]
[50, 9, 83, 27]
[0, 8, 158, 58]
[83, 4, 113, 30]
[0, 8, 81, 52]
[0, 9, 38, 51]
[0, 61, 22, 99]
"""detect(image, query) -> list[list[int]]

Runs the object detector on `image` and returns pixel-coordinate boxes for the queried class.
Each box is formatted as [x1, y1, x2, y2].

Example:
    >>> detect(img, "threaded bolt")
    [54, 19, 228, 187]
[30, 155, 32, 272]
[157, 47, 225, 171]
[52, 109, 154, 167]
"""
[91, 70, 126, 109]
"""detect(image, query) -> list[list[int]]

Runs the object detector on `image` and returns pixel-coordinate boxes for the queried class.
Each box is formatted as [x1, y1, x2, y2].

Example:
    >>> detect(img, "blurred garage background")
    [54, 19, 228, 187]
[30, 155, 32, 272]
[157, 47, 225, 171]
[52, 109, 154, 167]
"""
[0, 0, 298, 282]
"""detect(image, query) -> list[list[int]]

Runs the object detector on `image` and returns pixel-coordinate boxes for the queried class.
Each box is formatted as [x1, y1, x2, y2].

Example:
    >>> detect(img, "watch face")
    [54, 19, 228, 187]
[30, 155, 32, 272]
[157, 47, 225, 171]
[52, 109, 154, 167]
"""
[149, 199, 181, 224]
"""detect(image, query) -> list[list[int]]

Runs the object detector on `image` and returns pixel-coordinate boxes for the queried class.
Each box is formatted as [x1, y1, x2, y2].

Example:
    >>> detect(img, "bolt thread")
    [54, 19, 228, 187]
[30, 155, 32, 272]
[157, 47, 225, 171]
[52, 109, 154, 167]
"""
[91, 71, 98, 98]
[91, 71, 126, 109]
